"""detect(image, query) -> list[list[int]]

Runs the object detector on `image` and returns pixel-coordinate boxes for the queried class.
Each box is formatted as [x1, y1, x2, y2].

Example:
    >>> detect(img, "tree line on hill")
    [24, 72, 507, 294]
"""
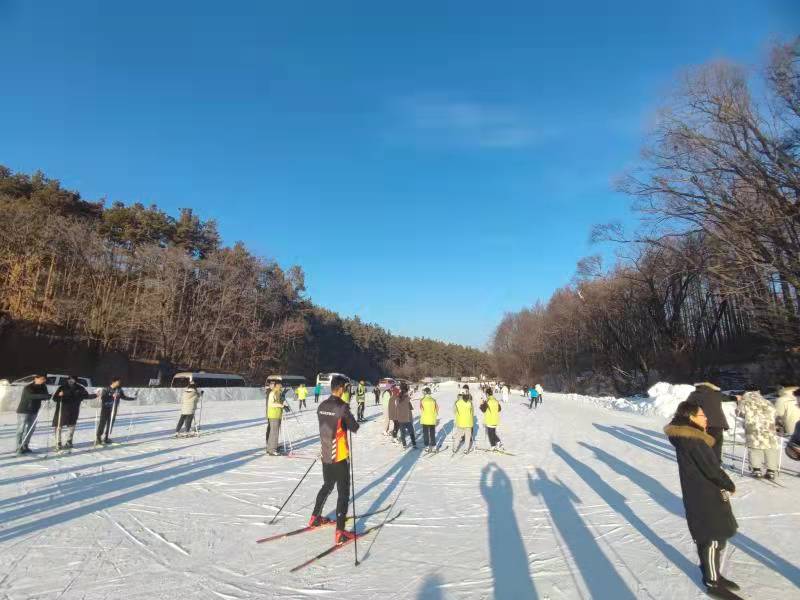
[0, 167, 490, 384]
[492, 39, 800, 395]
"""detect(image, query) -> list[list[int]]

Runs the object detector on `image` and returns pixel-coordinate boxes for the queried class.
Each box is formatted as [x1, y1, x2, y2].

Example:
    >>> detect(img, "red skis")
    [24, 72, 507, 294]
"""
[256, 506, 390, 544]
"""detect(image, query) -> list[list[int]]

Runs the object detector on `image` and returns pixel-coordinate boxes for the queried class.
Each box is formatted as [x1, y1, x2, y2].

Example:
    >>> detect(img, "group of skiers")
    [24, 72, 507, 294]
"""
[665, 381, 800, 600]
[14, 375, 137, 455]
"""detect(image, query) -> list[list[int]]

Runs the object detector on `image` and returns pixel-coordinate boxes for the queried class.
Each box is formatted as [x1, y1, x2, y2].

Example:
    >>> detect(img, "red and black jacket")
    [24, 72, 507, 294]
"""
[317, 395, 360, 464]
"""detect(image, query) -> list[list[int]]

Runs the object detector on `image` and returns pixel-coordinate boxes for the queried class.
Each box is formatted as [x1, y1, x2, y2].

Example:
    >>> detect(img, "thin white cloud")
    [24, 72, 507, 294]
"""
[394, 94, 548, 149]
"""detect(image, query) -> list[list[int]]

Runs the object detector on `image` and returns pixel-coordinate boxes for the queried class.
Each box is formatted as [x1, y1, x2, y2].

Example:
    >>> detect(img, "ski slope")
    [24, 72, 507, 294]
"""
[1, 382, 798, 599]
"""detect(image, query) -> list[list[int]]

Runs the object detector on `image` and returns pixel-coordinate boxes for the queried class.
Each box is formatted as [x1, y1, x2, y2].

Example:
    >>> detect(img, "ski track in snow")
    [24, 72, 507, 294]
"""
[1, 383, 798, 599]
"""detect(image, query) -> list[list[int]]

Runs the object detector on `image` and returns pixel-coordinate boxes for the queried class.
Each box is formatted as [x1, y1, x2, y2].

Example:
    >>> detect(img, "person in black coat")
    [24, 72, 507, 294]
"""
[685, 382, 734, 463]
[52, 376, 95, 450]
[665, 401, 741, 599]
[15, 374, 52, 454]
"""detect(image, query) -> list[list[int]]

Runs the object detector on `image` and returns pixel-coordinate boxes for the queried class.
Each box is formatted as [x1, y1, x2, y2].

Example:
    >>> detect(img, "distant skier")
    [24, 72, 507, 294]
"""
[453, 387, 474, 454]
[501, 384, 509, 404]
[528, 387, 539, 410]
[266, 380, 289, 455]
[15, 373, 51, 455]
[395, 382, 416, 449]
[419, 387, 439, 453]
[314, 382, 322, 404]
[388, 385, 401, 439]
[296, 383, 309, 410]
[535, 383, 544, 407]
[356, 380, 367, 422]
[308, 375, 360, 545]
[373, 384, 380, 406]
[97, 377, 135, 445]
[176, 381, 202, 438]
[381, 386, 393, 435]
[665, 401, 740, 599]
[52, 376, 93, 450]
[480, 390, 503, 451]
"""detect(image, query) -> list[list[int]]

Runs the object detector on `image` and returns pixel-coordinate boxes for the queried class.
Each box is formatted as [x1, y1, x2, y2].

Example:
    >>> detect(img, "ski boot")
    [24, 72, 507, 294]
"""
[764, 469, 776, 481]
[308, 515, 335, 528]
[335, 529, 357, 545]
[751, 468, 763, 479]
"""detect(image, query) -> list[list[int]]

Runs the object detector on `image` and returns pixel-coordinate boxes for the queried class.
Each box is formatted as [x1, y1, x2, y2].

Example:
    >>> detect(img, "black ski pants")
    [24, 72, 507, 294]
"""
[96, 405, 115, 441]
[312, 459, 350, 531]
[176, 414, 194, 433]
[422, 424, 436, 447]
[314, 393, 320, 403]
[357, 401, 365, 420]
[398, 422, 416, 447]
[487, 427, 501, 447]
[697, 539, 726, 584]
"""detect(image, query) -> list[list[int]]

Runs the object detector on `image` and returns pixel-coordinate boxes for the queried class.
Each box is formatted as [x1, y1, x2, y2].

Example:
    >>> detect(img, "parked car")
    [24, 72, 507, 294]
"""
[12, 373, 95, 393]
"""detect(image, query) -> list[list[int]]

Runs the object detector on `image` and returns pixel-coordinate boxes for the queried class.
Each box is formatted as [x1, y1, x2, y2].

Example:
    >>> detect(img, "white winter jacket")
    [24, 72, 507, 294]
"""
[775, 386, 800, 437]
[181, 387, 201, 415]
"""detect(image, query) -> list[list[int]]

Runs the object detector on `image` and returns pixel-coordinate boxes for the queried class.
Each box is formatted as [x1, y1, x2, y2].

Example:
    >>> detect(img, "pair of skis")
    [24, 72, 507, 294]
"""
[256, 506, 398, 572]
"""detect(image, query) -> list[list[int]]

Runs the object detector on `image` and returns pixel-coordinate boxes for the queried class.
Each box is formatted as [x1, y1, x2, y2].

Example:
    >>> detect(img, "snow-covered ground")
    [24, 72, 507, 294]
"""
[1, 382, 797, 599]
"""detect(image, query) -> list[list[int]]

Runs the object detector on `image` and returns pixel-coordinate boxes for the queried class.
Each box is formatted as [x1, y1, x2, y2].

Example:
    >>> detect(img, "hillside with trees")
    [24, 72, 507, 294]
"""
[0, 168, 490, 384]
[491, 39, 800, 394]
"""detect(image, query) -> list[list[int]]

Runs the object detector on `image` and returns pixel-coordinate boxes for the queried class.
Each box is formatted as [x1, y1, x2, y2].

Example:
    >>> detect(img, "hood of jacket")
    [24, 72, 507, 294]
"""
[664, 422, 715, 447]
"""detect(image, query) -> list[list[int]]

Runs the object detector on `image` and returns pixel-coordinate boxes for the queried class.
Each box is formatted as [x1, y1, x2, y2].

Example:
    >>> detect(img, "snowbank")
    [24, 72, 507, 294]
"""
[561, 381, 694, 419]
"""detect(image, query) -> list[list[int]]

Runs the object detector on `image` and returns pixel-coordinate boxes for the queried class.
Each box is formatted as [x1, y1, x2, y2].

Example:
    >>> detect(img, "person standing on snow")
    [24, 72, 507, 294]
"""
[528, 386, 539, 410]
[308, 375, 360, 545]
[52, 376, 93, 450]
[314, 382, 322, 404]
[480, 391, 503, 450]
[394, 382, 416, 449]
[419, 387, 439, 453]
[356, 380, 367, 422]
[737, 386, 780, 480]
[665, 401, 740, 599]
[266, 380, 289, 455]
[501, 384, 509, 404]
[388, 384, 401, 439]
[176, 381, 202, 437]
[380, 386, 393, 435]
[535, 383, 544, 407]
[453, 387, 475, 454]
[296, 383, 309, 410]
[373, 384, 380, 405]
[685, 382, 732, 463]
[15, 374, 51, 455]
[96, 377, 135, 445]
[774, 384, 799, 438]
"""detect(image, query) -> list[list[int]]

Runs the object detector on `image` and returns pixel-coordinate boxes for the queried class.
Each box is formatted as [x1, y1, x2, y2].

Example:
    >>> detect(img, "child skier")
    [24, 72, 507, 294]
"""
[176, 381, 202, 437]
[419, 387, 439, 453]
[529, 387, 539, 409]
[480, 391, 503, 450]
[453, 386, 474, 454]
[296, 383, 309, 410]
[356, 380, 367, 422]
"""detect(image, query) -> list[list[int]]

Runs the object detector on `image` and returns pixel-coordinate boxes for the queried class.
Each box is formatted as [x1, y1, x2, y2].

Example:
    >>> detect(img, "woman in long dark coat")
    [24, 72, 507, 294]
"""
[52, 376, 94, 450]
[665, 401, 740, 599]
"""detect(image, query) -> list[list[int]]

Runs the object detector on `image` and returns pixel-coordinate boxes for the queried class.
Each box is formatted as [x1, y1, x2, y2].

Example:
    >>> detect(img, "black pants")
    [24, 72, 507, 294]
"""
[97, 405, 115, 441]
[487, 426, 500, 447]
[312, 460, 351, 530]
[314, 393, 319, 403]
[697, 539, 726, 584]
[398, 422, 416, 447]
[707, 427, 724, 464]
[422, 424, 436, 447]
[357, 402, 365, 420]
[299, 399, 306, 409]
[391, 420, 399, 437]
[374, 394, 380, 405]
[176, 414, 194, 433]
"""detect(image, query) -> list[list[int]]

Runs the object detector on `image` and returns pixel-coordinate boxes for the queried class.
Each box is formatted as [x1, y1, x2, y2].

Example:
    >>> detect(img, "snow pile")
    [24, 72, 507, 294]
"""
[562, 381, 695, 419]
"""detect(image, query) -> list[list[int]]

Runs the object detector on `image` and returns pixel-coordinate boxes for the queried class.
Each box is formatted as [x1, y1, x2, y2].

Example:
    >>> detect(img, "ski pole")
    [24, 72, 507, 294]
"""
[16, 410, 42, 454]
[268, 457, 318, 525]
[349, 431, 359, 566]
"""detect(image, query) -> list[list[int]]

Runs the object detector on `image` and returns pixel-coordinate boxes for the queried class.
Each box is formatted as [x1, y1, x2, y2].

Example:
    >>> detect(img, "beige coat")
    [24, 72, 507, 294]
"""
[775, 386, 800, 437]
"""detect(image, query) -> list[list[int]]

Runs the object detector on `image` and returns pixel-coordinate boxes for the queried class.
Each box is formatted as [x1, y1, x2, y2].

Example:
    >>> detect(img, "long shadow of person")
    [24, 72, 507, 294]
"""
[479, 463, 538, 599]
[593, 424, 675, 461]
[581, 441, 800, 588]
[527, 468, 636, 599]
[552, 443, 701, 588]
[416, 573, 445, 600]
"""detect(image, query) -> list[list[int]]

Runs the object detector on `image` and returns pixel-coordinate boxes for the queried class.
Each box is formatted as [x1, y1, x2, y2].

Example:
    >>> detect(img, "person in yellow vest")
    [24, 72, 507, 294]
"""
[356, 380, 367, 422]
[452, 387, 475, 455]
[342, 385, 351, 406]
[266, 380, 288, 455]
[296, 383, 309, 410]
[419, 387, 439, 453]
[480, 390, 503, 451]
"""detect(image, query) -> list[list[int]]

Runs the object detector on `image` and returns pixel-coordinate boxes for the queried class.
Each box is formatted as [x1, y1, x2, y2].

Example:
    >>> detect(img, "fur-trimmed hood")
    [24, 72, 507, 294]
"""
[693, 382, 721, 392]
[664, 423, 715, 447]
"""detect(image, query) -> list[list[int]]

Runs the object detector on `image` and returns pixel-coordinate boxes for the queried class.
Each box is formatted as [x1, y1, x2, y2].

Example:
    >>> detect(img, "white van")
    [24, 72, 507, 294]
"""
[316, 372, 349, 387]
[171, 372, 246, 388]
[12, 373, 94, 392]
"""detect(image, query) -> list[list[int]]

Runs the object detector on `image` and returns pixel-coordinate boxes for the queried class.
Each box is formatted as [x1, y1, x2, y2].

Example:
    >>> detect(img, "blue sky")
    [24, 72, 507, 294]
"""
[1, 1, 797, 348]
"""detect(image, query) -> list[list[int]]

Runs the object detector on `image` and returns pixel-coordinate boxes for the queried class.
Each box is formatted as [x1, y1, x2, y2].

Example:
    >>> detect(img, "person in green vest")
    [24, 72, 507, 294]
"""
[452, 388, 475, 455]
[296, 383, 309, 410]
[342, 384, 351, 406]
[356, 380, 367, 422]
[419, 387, 439, 453]
[480, 390, 503, 451]
[266, 380, 288, 455]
